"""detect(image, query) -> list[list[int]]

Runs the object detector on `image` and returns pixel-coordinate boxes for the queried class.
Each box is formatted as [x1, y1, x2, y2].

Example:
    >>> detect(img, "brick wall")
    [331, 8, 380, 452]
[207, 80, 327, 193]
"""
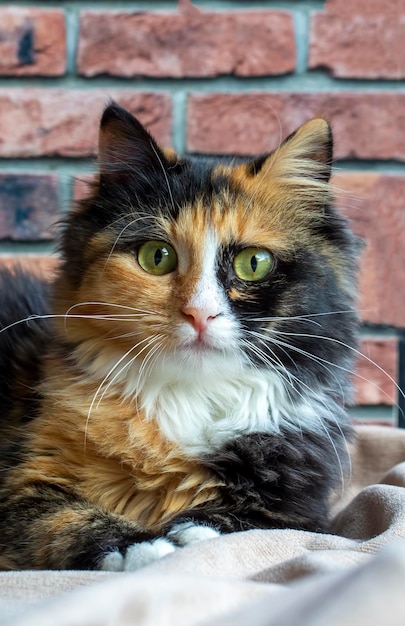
[0, 0, 403, 424]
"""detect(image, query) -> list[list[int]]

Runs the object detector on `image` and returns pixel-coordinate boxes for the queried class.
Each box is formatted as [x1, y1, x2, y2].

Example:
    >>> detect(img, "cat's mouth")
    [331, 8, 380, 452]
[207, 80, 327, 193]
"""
[183, 335, 220, 353]
[176, 329, 233, 358]
[176, 316, 238, 356]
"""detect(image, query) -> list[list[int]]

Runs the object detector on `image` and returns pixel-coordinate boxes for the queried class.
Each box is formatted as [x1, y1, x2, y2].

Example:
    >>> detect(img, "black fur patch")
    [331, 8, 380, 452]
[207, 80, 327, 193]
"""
[168, 424, 352, 534]
[0, 269, 50, 469]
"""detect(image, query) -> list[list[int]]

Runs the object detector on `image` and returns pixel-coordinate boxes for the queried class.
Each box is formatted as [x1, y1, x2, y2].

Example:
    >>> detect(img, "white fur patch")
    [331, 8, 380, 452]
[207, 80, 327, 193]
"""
[134, 351, 335, 455]
[187, 229, 223, 313]
[100, 525, 219, 571]
[176, 229, 236, 350]
[89, 338, 336, 456]
[137, 356, 280, 454]
[167, 522, 220, 546]
[100, 538, 175, 572]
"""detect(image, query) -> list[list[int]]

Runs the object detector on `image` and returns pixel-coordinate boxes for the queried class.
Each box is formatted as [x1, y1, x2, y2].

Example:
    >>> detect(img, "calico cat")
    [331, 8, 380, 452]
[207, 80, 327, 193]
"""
[0, 102, 359, 571]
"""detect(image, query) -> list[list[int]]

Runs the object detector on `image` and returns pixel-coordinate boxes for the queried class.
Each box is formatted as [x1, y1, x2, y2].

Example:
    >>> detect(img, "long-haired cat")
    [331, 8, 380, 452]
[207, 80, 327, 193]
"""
[0, 103, 359, 571]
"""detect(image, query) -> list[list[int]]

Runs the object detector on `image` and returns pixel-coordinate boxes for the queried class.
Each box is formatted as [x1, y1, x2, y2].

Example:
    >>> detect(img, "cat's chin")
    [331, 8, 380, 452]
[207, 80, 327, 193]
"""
[175, 335, 242, 371]
[180, 337, 221, 355]
[173, 344, 235, 375]
[176, 317, 239, 356]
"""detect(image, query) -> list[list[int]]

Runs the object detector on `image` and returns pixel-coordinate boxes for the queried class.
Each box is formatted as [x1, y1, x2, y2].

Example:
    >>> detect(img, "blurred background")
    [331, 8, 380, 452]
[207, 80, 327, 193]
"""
[0, 0, 403, 425]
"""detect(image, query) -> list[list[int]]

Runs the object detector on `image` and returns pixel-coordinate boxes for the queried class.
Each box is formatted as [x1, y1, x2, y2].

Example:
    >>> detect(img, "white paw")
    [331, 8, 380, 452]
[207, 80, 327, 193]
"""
[167, 522, 220, 546]
[100, 538, 176, 572]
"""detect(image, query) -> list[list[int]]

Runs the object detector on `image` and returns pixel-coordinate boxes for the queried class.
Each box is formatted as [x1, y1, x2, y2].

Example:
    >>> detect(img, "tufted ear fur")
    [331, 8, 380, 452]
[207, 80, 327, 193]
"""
[98, 101, 168, 185]
[249, 118, 333, 185]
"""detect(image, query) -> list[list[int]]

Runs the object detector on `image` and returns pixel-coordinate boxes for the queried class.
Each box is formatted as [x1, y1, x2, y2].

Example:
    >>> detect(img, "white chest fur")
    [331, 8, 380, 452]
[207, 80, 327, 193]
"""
[85, 341, 336, 456]
[135, 353, 330, 455]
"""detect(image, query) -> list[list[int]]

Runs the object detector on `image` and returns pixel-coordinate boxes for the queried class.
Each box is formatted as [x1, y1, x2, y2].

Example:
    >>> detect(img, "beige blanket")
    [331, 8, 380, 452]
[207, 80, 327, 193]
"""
[1, 425, 405, 626]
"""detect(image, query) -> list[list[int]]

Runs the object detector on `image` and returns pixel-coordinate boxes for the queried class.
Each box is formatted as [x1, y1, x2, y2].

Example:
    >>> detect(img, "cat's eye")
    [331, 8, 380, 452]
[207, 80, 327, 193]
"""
[137, 241, 177, 276]
[233, 248, 274, 282]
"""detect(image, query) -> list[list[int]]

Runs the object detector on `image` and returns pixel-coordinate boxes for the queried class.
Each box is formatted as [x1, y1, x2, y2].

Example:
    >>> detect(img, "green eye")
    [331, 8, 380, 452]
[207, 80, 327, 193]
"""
[233, 248, 274, 282]
[137, 241, 177, 276]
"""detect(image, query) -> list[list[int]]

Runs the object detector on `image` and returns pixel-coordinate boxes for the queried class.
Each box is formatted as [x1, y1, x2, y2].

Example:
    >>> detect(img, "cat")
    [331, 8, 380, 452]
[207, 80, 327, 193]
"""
[0, 102, 359, 571]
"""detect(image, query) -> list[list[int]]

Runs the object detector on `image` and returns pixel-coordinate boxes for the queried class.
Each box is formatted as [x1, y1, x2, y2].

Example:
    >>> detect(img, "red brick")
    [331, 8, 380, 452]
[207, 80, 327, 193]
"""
[323, 0, 401, 17]
[0, 174, 59, 241]
[186, 93, 405, 160]
[0, 90, 172, 157]
[309, 13, 405, 79]
[310, 0, 405, 79]
[78, 9, 295, 78]
[354, 338, 398, 405]
[334, 173, 405, 328]
[0, 8, 66, 76]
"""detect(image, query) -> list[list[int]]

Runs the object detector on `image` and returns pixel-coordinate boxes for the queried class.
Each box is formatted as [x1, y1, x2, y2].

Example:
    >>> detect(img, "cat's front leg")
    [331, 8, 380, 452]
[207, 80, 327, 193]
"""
[0, 483, 176, 571]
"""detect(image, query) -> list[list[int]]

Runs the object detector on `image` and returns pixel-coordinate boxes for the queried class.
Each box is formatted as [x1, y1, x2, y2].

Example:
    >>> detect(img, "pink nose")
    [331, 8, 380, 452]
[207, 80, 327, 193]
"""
[182, 307, 218, 334]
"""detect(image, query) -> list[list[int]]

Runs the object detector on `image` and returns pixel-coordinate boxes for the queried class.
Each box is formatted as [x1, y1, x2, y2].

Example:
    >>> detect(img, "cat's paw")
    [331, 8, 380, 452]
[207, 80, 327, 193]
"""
[100, 537, 176, 572]
[99, 524, 219, 571]
[167, 522, 220, 546]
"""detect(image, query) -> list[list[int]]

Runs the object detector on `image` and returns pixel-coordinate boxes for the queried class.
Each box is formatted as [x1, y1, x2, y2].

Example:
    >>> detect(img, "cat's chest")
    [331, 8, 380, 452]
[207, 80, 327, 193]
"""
[138, 365, 297, 455]
[78, 450, 222, 532]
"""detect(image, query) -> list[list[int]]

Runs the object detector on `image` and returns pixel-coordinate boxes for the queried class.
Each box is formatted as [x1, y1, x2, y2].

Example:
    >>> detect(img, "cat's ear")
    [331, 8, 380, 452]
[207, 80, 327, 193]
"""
[98, 102, 168, 184]
[251, 118, 333, 184]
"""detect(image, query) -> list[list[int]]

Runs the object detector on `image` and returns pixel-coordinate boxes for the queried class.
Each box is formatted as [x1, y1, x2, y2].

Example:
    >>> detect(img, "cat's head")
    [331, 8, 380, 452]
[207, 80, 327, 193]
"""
[54, 102, 359, 399]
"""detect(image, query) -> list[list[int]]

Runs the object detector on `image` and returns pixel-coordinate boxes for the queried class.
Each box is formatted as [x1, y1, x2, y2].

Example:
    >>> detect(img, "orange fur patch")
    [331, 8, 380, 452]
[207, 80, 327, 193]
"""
[7, 355, 222, 532]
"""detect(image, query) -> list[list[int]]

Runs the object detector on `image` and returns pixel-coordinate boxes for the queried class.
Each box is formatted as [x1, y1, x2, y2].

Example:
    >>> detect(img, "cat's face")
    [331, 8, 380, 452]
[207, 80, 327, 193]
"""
[55, 103, 359, 398]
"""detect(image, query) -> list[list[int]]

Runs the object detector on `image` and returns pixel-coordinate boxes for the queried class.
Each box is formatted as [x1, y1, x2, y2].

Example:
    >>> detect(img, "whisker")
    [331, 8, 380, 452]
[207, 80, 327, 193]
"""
[241, 338, 302, 433]
[84, 336, 154, 448]
[150, 142, 176, 215]
[249, 329, 345, 397]
[242, 334, 350, 488]
[266, 329, 404, 403]
[0, 314, 54, 335]
[66, 301, 160, 316]
[245, 332, 334, 411]
[137, 341, 165, 389]
[0, 312, 157, 337]
[243, 336, 295, 389]
[258, 329, 402, 424]
[94, 334, 164, 413]
[242, 309, 359, 326]
[102, 214, 152, 272]
[103, 330, 144, 342]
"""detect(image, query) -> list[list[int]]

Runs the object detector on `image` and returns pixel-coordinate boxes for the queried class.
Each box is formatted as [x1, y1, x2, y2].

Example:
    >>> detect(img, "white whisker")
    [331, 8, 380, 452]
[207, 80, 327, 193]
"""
[84, 335, 158, 449]
[94, 334, 164, 412]
[137, 341, 165, 390]
[102, 213, 152, 272]
[150, 142, 176, 215]
[242, 309, 358, 326]
[266, 328, 404, 403]
[244, 329, 352, 487]
[0, 311, 158, 338]
[66, 301, 160, 316]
